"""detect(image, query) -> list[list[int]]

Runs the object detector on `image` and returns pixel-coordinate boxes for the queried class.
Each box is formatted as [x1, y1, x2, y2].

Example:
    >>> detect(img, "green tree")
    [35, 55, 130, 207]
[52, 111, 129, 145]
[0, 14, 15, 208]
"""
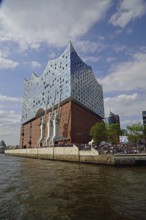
[106, 123, 120, 144]
[90, 122, 107, 145]
[126, 122, 144, 143]
[120, 128, 128, 136]
[144, 126, 146, 138]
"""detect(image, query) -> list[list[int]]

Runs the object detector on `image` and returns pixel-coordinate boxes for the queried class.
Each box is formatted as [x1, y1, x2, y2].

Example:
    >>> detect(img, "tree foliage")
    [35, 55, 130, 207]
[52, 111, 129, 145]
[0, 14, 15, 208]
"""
[144, 126, 146, 137]
[90, 122, 107, 145]
[120, 129, 128, 136]
[106, 123, 120, 144]
[126, 122, 144, 143]
[90, 121, 145, 145]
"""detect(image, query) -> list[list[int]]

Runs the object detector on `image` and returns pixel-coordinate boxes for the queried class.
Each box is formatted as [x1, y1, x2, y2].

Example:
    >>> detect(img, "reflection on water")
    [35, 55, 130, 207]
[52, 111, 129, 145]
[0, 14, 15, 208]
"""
[0, 154, 146, 220]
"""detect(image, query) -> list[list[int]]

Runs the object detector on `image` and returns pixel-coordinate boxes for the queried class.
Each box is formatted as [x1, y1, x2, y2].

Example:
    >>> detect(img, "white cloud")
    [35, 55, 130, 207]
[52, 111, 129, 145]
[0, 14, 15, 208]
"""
[112, 44, 127, 53]
[0, 124, 21, 146]
[0, 96, 22, 145]
[110, 0, 146, 28]
[101, 51, 146, 128]
[31, 61, 41, 68]
[104, 92, 144, 128]
[75, 40, 107, 53]
[101, 51, 146, 93]
[122, 119, 140, 126]
[0, 0, 112, 49]
[105, 93, 139, 105]
[0, 95, 21, 102]
[0, 49, 10, 58]
[0, 57, 19, 69]
[106, 57, 116, 63]
[0, 110, 21, 124]
[0, 50, 19, 69]
[83, 55, 101, 63]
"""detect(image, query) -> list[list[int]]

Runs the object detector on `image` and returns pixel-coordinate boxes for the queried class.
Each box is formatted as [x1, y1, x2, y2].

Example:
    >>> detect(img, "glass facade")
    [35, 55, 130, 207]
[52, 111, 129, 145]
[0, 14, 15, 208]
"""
[107, 112, 120, 128]
[21, 42, 104, 124]
[142, 111, 146, 126]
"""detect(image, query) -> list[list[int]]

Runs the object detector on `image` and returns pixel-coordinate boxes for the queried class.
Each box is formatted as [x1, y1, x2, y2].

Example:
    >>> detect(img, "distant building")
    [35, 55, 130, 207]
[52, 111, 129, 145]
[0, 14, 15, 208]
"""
[20, 42, 104, 147]
[107, 111, 120, 129]
[105, 112, 121, 143]
[0, 140, 6, 153]
[0, 140, 6, 147]
[142, 111, 146, 126]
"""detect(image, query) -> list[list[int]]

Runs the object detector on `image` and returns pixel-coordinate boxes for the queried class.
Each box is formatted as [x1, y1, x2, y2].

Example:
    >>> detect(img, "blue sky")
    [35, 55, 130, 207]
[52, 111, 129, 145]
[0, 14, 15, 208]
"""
[0, 0, 146, 145]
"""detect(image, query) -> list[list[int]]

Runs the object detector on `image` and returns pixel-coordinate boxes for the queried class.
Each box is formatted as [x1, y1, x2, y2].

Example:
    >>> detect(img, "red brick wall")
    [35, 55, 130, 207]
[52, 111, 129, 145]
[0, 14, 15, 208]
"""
[31, 118, 41, 147]
[20, 100, 102, 147]
[59, 101, 71, 140]
[23, 123, 30, 147]
[71, 102, 102, 144]
[20, 126, 23, 147]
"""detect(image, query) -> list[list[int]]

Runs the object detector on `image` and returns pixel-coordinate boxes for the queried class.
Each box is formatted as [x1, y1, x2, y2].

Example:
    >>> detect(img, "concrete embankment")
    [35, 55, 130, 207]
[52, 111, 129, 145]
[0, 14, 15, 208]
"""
[4, 145, 146, 165]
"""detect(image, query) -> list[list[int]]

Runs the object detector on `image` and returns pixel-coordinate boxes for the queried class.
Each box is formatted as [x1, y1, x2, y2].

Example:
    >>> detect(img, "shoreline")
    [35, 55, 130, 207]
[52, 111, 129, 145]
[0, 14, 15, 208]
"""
[5, 145, 146, 166]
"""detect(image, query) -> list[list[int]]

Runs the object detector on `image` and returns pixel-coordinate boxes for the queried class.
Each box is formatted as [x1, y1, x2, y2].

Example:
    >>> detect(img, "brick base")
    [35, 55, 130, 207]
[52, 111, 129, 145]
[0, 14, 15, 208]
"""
[20, 100, 103, 147]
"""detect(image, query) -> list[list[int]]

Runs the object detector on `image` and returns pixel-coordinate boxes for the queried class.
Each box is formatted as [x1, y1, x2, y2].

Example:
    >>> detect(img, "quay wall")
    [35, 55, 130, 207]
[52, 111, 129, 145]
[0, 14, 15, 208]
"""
[5, 146, 114, 164]
[5, 146, 146, 165]
[114, 153, 146, 165]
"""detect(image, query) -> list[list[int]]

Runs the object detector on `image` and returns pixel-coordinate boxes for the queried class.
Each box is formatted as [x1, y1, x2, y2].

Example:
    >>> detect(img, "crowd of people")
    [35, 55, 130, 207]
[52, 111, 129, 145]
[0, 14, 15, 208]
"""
[73, 142, 146, 155]
[21, 141, 146, 155]
[54, 143, 73, 147]
[97, 143, 146, 155]
[75, 144, 92, 150]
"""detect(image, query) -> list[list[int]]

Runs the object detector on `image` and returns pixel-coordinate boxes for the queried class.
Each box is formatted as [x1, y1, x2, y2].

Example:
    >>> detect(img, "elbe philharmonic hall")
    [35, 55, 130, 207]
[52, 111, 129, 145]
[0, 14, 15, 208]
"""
[20, 42, 104, 147]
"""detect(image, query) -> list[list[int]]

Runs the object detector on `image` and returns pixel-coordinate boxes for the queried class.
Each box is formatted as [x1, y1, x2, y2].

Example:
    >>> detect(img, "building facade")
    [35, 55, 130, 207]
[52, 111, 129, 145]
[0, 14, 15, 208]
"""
[107, 111, 120, 128]
[142, 111, 146, 126]
[106, 112, 120, 143]
[20, 42, 104, 147]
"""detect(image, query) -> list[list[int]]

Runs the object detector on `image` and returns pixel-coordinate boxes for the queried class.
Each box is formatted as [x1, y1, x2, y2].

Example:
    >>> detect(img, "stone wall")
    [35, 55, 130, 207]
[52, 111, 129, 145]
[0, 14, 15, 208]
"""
[5, 146, 114, 165]
[5, 147, 146, 165]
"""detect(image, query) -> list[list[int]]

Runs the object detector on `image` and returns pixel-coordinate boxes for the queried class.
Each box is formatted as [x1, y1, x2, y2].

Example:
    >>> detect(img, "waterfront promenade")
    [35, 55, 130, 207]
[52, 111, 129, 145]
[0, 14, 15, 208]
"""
[5, 145, 146, 165]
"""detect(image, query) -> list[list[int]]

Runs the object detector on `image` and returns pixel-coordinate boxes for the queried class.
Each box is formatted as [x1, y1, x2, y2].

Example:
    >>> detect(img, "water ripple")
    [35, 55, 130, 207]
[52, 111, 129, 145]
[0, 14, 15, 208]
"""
[0, 154, 146, 220]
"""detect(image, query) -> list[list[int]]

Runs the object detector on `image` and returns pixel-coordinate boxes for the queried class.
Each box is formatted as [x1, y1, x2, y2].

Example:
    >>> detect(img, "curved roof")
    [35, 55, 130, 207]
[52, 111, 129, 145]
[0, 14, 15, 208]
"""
[21, 41, 104, 124]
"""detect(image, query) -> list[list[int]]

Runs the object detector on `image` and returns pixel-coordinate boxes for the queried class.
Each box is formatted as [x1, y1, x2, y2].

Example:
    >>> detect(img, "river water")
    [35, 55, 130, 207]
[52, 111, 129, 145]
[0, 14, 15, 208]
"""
[0, 154, 146, 220]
